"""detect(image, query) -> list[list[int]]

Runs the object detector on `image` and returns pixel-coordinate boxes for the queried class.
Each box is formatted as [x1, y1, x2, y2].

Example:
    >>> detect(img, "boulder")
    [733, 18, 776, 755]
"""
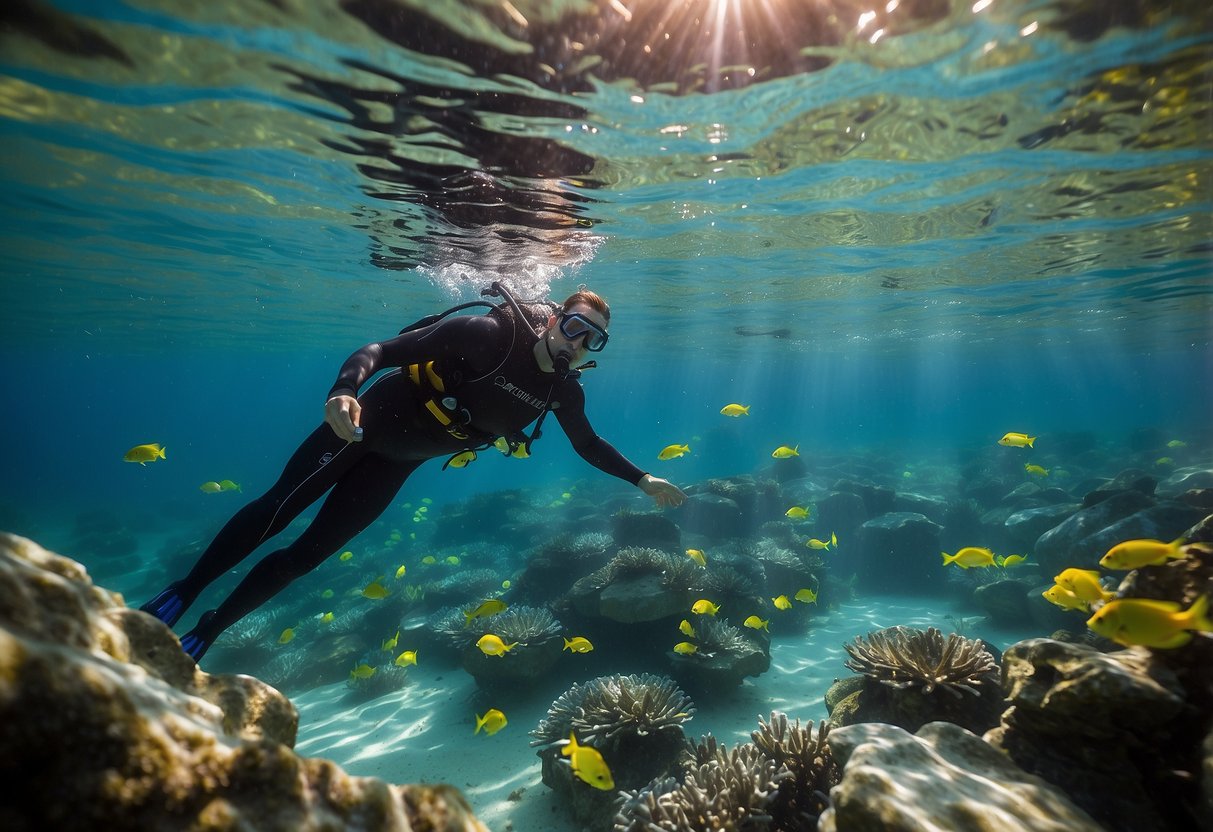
[672, 492, 744, 539]
[612, 510, 682, 551]
[1157, 467, 1213, 499]
[892, 492, 949, 525]
[1088, 469, 1157, 499]
[855, 512, 942, 594]
[973, 579, 1034, 625]
[816, 491, 869, 541]
[1003, 503, 1081, 551]
[832, 479, 895, 517]
[1034, 490, 1154, 572]
[820, 721, 1102, 832]
[1076, 502, 1208, 565]
[0, 533, 487, 832]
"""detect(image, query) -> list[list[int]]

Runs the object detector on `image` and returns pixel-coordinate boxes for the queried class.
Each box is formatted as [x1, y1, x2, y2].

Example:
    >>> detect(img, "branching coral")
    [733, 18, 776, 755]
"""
[843, 625, 998, 698]
[531, 673, 696, 750]
[751, 712, 838, 827]
[572, 531, 615, 555]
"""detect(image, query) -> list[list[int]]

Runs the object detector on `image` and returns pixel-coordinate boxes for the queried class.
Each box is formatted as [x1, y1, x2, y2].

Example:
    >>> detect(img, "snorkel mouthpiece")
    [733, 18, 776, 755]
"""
[552, 348, 573, 378]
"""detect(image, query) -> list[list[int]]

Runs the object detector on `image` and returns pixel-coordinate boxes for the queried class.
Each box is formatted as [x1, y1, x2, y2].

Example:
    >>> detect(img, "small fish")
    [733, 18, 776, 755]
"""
[562, 732, 615, 790]
[447, 450, 477, 468]
[382, 630, 399, 651]
[395, 565, 407, 579]
[1043, 585, 1088, 612]
[1154, 457, 1174, 467]
[685, 548, 707, 567]
[771, 445, 800, 459]
[124, 443, 166, 465]
[794, 588, 818, 604]
[199, 481, 222, 494]
[1086, 594, 1212, 648]
[445, 555, 461, 565]
[362, 580, 391, 600]
[395, 650, 418, 667]
[720, 403, 751, 417]
[476, 634, 517, 657]
[678, 619, 696, 638]
[563, 636, 594, 653]
[830, 531, 838, 547]
[1100, 538, 1186, 570]
[320, 612, 334, 623]
[672, 642, 698, 656]
[806, 538, 831, 551]
[475, 708, 508, 735]
[1054, 568, 1114, 605]
[321, 589, 335, 599]
[785, 506, 810, 519]
[464, 599, 508, 625]
[658, 443, 691, 460]
[349, 663, 376, 680]
[772, 595, 792, 611]
[998, 432, 1036, 448]
[997, 554, 1029, 567]
[1025, 463, 1049, 477]
[743, 615, 770, 631]
[501, 579, 511, 590]
[421, 556, 437, 565]
[217, 479, 242, 492]
[1166, 439, 1186, 448]
[278, 627, 296, 644]
[690, 599, 720, 615]
[422, 497, 432, 504]
[339, 551, 354, 562]
[941, 547, 996, 569]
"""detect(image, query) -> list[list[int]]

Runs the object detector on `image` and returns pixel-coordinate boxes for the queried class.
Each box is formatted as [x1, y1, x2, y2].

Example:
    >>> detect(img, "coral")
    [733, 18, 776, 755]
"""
[484, 605, 563, 646]
[581, 547, 702, 592]
[615, 742, 791, 831]
[843, 626, 998, 698]
[751, 712, 839, 828]
[572, 531, 615, 556]
[345, 662, 408, 701]
[215, 607, 289, 650]
[431, 606, 473, 650]
[694, 617, 753, 655]
[701, 564, 762, 599]
[426, 568, 500, 602]
[531, 673, 696, 751]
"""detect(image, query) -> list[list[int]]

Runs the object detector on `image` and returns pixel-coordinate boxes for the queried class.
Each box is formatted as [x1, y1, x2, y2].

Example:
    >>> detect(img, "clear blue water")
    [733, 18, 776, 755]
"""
[0, 1, 1211, 818]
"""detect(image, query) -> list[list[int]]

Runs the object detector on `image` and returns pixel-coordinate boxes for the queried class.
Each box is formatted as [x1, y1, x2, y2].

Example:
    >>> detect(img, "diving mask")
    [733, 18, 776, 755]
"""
[558, 312, 609, 352]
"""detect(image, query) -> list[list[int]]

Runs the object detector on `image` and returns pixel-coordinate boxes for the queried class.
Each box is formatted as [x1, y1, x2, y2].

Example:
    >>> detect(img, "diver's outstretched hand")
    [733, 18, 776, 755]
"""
[638, 474, 687, 508]
[325, 394, 363, 442]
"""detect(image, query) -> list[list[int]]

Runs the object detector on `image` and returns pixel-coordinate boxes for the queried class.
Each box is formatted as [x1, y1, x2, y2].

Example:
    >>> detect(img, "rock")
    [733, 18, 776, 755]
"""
[986, 638, 1202, 832]
[824, 676, 865, 715]
[816, 491, 869, 541]
[672, 492, 743, 539]
[1157, 467, 1213, 499]
[1034, 490, 1155, 572]
[1003, 503, 1081, 551]
[1178, 489, 1213, 512]
[973, 579, 1034, 625]
[892, 492, 949, 525]
[1026, 583, 1084, 632]
[598, 574, 693, 623]
[1089, 469, 1157, 499]
[1076, 502, 1208, 566]
[820, 721, 1103, 832]
[855, 512, 942, 594]
[832, 480, 895, 517]
[612, 510, 681, 551]
[0, 533, 487, 832]
[668, 638, 770, 690]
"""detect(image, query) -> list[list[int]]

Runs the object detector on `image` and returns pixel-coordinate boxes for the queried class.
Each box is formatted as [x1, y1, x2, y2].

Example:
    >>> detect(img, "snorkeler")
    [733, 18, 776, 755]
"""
[140, 285, 686, 661]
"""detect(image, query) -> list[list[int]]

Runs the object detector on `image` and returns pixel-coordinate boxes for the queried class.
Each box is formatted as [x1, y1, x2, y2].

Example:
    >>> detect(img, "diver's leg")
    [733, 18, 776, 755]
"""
[139, 423, 362, 626]
[179, 454, 420, 661]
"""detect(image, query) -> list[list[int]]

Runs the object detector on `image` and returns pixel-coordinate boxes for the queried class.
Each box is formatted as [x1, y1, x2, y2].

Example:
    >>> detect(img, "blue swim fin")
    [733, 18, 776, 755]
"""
[139, 582, 188, 627]
[178, 610, 217, 663]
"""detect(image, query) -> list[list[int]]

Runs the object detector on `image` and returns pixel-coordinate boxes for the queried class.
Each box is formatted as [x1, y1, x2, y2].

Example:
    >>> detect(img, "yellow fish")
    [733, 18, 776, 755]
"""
[339, 551, 354, 562]
[475, 708, 508, 735]
[685, 548, 707, 567]
[997, 554, 1029, 567]
[771, 445, 799, 459]
[199, 481, 222, 494]
[218, 479, 242, 492]
[830, 531, 838, 547]
[382, 630, 399, 651]
[464, 599, 507, 626]
[672, 642, 698, 656]
[395, 565, 407, 579]
[743, 615, 769, 632]
[395, 650, 418, 667]
[794, 588, 818, 604]
[278, 627, 296, 644]
[678, 619, 696, 637]
[501, 579, 511, 590]
[320, 612, 334, 623]
[720, 404, 751, 417]
[690, 599, 720, 615]
[658, 443, 691, 460]
[941, 547, 996, 568]
[445, 555, 461, 565]
[123, 443, 166, 465]
[362, 580, 391, 600]
[772, 595, 792, 611]
[476, 634, 517, 656]
[1025, 463, 1049, 477]
[447, 450, 477, 468]
[1087, 595, 1212, 648]
[563, 636, 594, 653]
[785, 506, 810, 519]
[1054, 568, 1114, 605]
[998, 432, 1036, 448]
[563, 732, 615, 790]
[1100, 538, 1186, 570]
[321, 589, 335, 599]
[806, 538, 831, 551]
[1166, 439, 1186, 448]
[1155, 457, 1174, 467]
[1042, 585, 1088, 612]
[421, 555, 437, 565]
[349, 663, 376, 680]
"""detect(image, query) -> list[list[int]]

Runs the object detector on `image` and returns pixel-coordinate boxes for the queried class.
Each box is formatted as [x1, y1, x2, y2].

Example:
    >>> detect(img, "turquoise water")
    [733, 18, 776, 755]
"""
[1, 1, 1211, 822]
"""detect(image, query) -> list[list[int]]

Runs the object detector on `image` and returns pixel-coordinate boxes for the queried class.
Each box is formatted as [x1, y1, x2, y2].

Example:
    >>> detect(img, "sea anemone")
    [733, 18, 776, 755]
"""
[431, 606, 474, 649]
[843, 625, 998, 698]
[701, 565, 761, 600]
[345, 659, 408, 701]
[579, 547, 702, 593]
[531, 673, 696, 750]
[572, 531, 615, 556]
[426, 568, 500, 602]
[215, 608, 286, 650]
[693, 617, 754, 656]
[482, 605, 563, 646]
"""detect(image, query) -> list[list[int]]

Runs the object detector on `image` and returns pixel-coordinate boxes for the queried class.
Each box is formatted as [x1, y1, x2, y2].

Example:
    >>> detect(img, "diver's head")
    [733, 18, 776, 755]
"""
[541, 288, 610, 375]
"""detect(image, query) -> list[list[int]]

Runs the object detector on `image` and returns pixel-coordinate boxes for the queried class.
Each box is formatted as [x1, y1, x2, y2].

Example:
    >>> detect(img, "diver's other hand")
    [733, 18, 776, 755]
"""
[325, 394, 363, 442]
[638, 474, 686, 508]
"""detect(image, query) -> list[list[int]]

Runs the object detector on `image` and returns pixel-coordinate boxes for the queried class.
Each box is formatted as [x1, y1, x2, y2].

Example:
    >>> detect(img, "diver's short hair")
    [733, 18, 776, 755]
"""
[562, 289, 610, 323]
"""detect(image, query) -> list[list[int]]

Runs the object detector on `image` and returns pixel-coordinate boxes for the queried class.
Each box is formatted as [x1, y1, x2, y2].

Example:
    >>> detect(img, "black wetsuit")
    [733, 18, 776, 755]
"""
[151, 311, 644, 655]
